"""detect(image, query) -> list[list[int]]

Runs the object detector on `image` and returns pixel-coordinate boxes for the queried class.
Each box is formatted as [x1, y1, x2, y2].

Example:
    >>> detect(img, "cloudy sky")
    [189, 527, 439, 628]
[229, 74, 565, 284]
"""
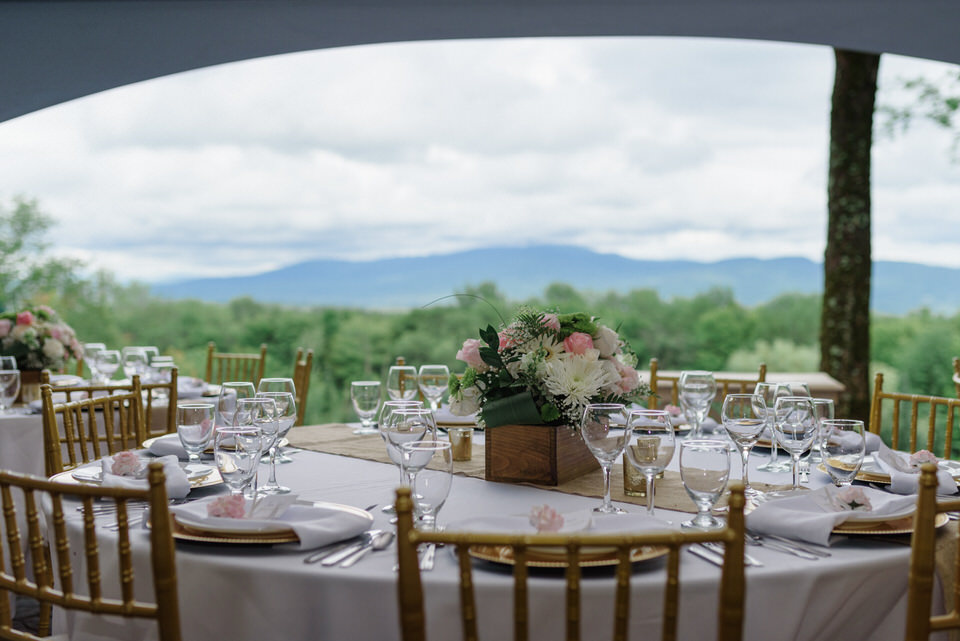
[0, 37, 957, 283]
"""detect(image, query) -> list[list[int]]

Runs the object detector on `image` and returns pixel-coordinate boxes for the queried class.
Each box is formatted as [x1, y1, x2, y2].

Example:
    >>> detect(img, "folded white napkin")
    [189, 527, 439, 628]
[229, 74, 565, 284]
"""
[147, 433, 188, 459]
[177, 377, 209, 399]
[100, 454, 191, 499]
[874, 446, 957, 495]
[746, 486, 916, 546]
[169, 495, 373, 550]
[434, 405, 477, 425]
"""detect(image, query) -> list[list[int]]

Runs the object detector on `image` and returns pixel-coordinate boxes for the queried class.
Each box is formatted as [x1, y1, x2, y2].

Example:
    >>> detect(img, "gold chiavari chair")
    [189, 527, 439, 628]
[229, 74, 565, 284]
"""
[205, 342, 267, 387]
[41, 368, 178, 439]
[0, 463, 181, 641]
[40, 378, 146, 477]
[292, 348, 313, 427]
[869, 372, 960, 460]
[953, 357, 960, 399]
[395, 484, 747, 641]
[647, 358, 767, 418]
[905, 464, 960, 640]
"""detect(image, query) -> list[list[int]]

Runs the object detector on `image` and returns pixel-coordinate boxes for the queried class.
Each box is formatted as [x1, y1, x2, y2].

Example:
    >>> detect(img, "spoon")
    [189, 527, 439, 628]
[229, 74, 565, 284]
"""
[339, 531, 395, 568]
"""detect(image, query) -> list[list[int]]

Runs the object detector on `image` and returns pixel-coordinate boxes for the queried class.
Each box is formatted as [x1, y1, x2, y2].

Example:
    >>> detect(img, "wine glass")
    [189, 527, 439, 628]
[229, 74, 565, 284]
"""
[377, 400, 424, 515]
[773, 396, 819, 491]
[417, 364, 450, 411]
[216, 382, 257, 429]
[95, 350, 121, 382]
[81, 343, 105, 380]
[0, 368, 20, 414]
[821, 419, 866, 487]
[0, 356, 16, 369]
[233, 397, 279, 496]
[720, 393, 767, 502]
[580, 403, 629, 514]
[214, 425, 262, 496]
[754, 382, 792, 473]
[387, 365, 418, 401]
[121, 347, 148, 380]
[678, 371, 716, 438]
[680, 439, 730, 530]
[256, 378, 297, 461]
[149, 357, 175, 397]
[256, 391, 296, 494]
[400, 440, 453, 530]
[350, 380, 382, 434]
[808, 398, 836, 466]
[177, 403, 215, 464]
[625, 409, 676, 518]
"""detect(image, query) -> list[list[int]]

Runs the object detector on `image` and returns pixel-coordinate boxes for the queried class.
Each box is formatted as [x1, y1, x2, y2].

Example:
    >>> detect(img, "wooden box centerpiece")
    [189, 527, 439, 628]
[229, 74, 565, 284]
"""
[485, 423, 598, 486]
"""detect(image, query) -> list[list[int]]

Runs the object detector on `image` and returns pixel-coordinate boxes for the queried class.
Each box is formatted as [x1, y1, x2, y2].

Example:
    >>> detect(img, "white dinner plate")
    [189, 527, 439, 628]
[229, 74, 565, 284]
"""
[70, 463, 214, 485]
[841, 504, 916, 524]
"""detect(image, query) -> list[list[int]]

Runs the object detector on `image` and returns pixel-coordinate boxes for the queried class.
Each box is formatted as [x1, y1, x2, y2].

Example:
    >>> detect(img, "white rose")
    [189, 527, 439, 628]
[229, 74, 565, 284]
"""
[450, 385, 481, 416]
[594, 326, 619, 358]
[43, 337, 65, 360]
[599, 359, 621, 395]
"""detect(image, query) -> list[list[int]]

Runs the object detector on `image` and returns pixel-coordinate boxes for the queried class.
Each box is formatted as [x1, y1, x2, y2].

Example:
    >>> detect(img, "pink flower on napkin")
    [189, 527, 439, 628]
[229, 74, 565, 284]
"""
[111, 451, 141, 476]
[909, 450, 938, 468]
[664, 404, 683, 417]
[529, 505, 565, 532]
[207, 495, 246, 519]
[835, 486, 872, 512]
[563, 332, 594, 355]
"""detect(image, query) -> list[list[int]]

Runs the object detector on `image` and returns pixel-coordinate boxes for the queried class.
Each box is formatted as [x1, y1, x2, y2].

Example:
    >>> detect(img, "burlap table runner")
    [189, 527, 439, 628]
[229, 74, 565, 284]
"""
[288, 423, 790, 514]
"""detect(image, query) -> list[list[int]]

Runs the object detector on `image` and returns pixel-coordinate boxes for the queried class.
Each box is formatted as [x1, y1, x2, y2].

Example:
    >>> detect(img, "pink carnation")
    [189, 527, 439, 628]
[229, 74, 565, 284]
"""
[563, 332, 594, 355]
[456, 338, 487, 371]
[613, 360, 640, 394]
[207, 495, 247, 519]
[0, 319, 10, 336]
[529, 505, 565, 532]
[15, 311, 34, 326]
[664, 404, 683, 417]
[910, 450, 938, 467]
[541, 313, 560, 331]
[498, 327, 519, 352]
[110, 451, 141, 476]
[836, 486, 872, 511]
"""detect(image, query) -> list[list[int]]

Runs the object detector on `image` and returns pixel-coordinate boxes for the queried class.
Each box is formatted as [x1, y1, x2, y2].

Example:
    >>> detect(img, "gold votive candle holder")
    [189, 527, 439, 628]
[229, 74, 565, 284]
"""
[448, 427, 473, 462]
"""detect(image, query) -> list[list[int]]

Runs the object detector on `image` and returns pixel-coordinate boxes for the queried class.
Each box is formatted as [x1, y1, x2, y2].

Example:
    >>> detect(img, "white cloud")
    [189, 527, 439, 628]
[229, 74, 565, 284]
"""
[0, 37, 957, 281]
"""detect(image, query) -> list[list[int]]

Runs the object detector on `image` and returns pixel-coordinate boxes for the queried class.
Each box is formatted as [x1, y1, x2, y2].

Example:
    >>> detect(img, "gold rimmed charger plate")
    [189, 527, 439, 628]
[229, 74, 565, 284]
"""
[833, 512, 948, 535]
[468, 544, 669, 568]
[817, 457, 960, 486]
[171, 517, 299, 545]
[53, 464, 222, 489]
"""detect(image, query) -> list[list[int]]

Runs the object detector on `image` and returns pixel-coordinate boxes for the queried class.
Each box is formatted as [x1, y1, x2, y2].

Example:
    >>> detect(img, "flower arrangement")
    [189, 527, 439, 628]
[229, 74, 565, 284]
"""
[447, 308, 650, 429]
[0, 306, 83, 370]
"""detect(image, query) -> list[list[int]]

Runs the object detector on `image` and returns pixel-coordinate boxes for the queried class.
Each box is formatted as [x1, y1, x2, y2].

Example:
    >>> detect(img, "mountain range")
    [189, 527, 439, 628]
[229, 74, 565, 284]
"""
[150, 245, 960, 315]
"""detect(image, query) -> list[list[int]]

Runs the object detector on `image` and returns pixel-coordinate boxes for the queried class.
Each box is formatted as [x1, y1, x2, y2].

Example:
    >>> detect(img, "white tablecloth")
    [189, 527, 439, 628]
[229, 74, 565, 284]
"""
[52, 437, 932, 641]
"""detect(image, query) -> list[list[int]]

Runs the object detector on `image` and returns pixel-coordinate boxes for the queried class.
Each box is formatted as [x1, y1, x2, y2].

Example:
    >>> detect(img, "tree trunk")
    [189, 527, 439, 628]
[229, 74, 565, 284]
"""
[821, 49, 879, 421]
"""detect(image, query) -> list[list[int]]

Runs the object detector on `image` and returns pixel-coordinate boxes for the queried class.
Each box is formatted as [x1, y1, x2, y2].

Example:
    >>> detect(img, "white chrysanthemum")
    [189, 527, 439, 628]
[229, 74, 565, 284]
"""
[543, 355, 616, 415]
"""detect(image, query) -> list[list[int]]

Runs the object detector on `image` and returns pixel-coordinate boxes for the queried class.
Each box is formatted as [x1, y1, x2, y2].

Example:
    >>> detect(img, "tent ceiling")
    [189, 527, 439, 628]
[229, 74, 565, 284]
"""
[2, 0, 959, 123]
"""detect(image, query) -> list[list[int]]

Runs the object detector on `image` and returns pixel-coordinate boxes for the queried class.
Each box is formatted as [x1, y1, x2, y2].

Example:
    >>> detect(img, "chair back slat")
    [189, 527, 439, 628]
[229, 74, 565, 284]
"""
[869, 373, 960, 459]
[457, 545, 479, 641]
[565, 544, 581, 641]
[513, 546, 528, 641]
[0, 464, 181, 641]
[613, 547, 631, 641]
[293, 348, 313, 426]
[953, 357, 960, 398]
[205, 342, 268, 386]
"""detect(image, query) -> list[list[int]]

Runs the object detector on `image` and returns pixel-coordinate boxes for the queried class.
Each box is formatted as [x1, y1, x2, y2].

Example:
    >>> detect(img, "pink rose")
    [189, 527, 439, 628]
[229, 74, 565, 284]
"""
[110, 451, 141, 476]
[529, 505, 565, 532]
[15, 311, 34, 326]
[613, 360, 641, 394]
[456, 338, 487, 370]
[541, 313, 560, 331]
[563, 332, 594, 355]
[207, 495, 247, 519]
[38, 305, 55, 316]
[50, 326, 64, 341]
[0, 319, 10, 336]
[910, 450, 938, 467]
[835, 486, 872, 511]
[498, 327, 519, 352]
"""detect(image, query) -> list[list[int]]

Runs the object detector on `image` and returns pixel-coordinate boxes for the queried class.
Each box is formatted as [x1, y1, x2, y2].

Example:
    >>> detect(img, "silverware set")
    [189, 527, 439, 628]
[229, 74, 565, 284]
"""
[745, 531, 831, 560]
[302, 529, 395, 567]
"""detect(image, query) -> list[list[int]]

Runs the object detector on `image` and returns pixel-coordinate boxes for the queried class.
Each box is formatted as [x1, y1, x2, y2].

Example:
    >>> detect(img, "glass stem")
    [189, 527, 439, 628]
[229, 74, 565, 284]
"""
[268, 446, 278, 485]
[741, 447, 750, 489]
[601, 463, 613, 510]
[645, 471, 656, 516]
[792, 453, 801, 489]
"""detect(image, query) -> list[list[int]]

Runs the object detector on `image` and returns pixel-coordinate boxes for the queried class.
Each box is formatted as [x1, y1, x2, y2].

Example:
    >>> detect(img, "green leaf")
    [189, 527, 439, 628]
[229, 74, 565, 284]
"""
[481, 392, 545, 428]
[479, 324, 500, 349]
[479, 346, 501, 368]
[539, 403, 561, 423]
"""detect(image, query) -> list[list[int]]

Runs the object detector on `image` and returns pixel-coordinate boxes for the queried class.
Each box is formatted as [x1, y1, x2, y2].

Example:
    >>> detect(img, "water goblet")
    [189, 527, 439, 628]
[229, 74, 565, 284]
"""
[81, 344, 105, 380]
[233, 397, 279, 496]
[177, 403, 215, 464]
[387, 365, 418, 401]
[680, 439, 731, 530]
[773, 396, 819, 491]
[625, 409, 676, 518]
[821, 419, 866, 487]
[95, 349, 121, 382]
[754, 382, 792, 473]
[720, 393, 767, 502]
[807, 398, 836, 465]
[400, 440, 453, 531]
[149, 357, 175, 397]
[580, 403, 629, 514]
[0, 368, 20, 414]
[121, 347, 148, 380]
[256, 391, 296, 494]
[256, 378, 296, 461]
[214, 425, 262, 496]
[350, 380, 382, 434]
[417, 364, 450, 411]
[381, 407, 437, 474]
[216, 382, 257, 429]
[678, 371, 716, 438]
[377, 400, 424, 514]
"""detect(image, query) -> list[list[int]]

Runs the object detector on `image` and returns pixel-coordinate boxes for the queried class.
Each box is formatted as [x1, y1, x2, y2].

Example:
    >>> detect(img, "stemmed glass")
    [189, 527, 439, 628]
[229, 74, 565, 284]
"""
[417, 365, 450, 411]
[121, 347, 148, 381]
[400, 440, 453, 530]
[679, 371, 716, 438]
[216, 382, 256, 428]
[807, 398, 836, 466]
[821, 419, 866, 487]
[377, 400, 424, 515]
[381, 408, 437, 476]
[773, 396, 819, 491]
[233, 397, 279, 496]
[82, 343, 105, 380]
[720, 393, 767, 501]
[625, 409, 676, 518]
[256, 391, 296, 494]
[95, 350, 121, 382]
[387, 365, 418, 401]
[350, 380, 382, 434]
[177, 403, 216, 464]
[0, 359, 20, 414]
[580, 403, 629, 514]
[214, 425, 262, 497]
[257, 378, 297, 462]
[680, 439, 731, 530]
[755, 382, 792, 473]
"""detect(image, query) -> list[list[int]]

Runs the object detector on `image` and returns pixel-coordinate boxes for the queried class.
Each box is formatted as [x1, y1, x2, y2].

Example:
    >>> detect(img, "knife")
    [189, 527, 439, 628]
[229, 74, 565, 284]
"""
[697, 543, 764, 567]
[321, 530, 383, 567]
